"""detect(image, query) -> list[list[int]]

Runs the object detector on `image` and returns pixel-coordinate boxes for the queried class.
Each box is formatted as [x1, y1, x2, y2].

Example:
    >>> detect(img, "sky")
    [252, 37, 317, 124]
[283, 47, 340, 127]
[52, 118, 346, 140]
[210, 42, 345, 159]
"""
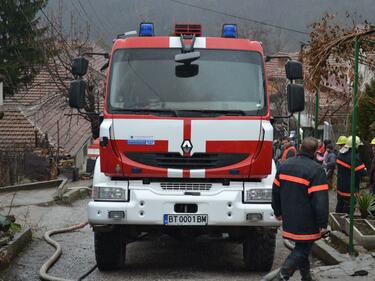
[46, 0, 375, 52]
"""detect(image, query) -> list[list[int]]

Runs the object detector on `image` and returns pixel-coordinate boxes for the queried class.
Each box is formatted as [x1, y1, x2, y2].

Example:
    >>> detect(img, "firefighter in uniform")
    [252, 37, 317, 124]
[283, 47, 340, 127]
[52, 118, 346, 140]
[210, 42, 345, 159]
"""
[272, 137, 329, 281]
[336, 136, 367, 213]
[336, 135, 347, 150]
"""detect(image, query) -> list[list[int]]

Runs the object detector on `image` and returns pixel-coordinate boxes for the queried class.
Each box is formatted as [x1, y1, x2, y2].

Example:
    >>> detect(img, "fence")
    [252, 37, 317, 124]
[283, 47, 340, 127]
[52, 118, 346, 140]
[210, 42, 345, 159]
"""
[0, 150, 52, 187]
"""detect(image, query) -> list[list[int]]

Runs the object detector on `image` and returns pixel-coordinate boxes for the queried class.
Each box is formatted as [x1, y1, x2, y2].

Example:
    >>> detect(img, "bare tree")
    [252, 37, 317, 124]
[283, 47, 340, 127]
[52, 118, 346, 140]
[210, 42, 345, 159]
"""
[39, 2, 106, 138]
[269, 79, 288, 116]
[238, 23, 286, 54]
[302, 13, 375, 94]
[301, 13, 375, 133]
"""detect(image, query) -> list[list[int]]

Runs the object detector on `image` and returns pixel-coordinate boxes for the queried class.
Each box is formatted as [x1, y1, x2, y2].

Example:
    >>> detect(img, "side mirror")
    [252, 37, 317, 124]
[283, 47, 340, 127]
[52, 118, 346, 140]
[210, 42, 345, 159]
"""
[175, 64, 199, 78]
[69, 80, 86, 109]
[72, 57, 89, 76]
[287, 84, 305, 113]
[285, 60, 303, 80]
[91, 114, 103, 139]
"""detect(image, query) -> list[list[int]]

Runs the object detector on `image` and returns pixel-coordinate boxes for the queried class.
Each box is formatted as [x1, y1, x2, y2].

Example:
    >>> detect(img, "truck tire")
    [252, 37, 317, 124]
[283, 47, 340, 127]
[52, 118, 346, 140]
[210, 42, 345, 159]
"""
[243, 227, 276, 271]
[95, 228, 126, 271]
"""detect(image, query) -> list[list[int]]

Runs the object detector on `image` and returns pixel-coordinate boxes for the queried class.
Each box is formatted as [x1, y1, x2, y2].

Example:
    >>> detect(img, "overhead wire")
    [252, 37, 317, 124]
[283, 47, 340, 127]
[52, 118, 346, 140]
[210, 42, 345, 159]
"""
[166, 0, 309, 35]
[86, 0, 113, 32]
[17, 6, 103, 138]
[75, 0, 107, 39]
[39, 6, 106, 76]
[39, 8, 76, 54]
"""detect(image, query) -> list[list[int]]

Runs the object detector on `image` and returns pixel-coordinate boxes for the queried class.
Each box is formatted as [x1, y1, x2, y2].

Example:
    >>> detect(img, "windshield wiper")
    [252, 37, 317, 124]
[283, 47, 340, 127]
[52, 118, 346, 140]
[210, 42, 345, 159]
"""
[111, 109, 249, 117]
[113, 109, 179, 117]
[176, 109, 247, 117]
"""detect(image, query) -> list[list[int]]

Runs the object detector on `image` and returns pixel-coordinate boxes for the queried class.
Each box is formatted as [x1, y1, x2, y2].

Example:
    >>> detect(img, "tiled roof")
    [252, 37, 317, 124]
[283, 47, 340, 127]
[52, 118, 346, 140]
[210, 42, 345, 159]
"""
[0, 43, 105, 155]
[0, 106, 37, 152]
[24, 103, 92, 156]
[266, 52, 299, 80]
[266, 58, 287, 80]
[5, 64, 70, 107]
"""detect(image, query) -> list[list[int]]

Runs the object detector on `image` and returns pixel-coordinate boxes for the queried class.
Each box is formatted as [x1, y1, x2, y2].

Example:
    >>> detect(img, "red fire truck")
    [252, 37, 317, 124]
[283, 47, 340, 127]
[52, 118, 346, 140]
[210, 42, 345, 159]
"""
[69, 23, 304, 271]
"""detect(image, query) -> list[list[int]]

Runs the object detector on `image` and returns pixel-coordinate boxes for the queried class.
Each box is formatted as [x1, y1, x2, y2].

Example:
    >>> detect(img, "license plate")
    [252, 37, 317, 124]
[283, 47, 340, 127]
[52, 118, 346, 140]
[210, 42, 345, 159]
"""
[163, 214, 208, 226]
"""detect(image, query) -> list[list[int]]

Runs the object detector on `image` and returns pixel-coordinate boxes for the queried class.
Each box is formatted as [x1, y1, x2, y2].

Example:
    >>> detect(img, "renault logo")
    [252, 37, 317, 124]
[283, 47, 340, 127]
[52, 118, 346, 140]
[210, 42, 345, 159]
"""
[181, 139, 193, 154]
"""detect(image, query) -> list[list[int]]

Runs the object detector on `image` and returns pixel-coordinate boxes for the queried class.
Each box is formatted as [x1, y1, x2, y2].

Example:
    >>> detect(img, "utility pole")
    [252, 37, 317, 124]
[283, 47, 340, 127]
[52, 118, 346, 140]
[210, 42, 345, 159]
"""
[348, 36, 360, 256]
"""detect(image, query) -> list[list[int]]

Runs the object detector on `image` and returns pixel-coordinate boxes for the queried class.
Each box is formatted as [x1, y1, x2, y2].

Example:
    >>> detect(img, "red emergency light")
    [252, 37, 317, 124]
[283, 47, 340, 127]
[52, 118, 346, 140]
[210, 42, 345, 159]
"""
[174, 23, 202, 37]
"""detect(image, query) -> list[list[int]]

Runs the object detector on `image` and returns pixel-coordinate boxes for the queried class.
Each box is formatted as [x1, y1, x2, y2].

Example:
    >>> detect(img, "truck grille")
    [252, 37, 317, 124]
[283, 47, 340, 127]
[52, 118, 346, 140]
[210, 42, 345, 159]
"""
[161, 182, 212, 191]
[125, 152, 248, 169]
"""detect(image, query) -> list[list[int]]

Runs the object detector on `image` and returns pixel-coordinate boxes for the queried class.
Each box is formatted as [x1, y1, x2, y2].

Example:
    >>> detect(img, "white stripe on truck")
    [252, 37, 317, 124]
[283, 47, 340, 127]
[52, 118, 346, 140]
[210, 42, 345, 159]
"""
[112, 119, 184, 153]
[190, 169, 206, 178]
[190, 120, 269, 154]
[167, 169, 183, 178]
[169, 37, 206, 48]
[110, 119, 272, 156]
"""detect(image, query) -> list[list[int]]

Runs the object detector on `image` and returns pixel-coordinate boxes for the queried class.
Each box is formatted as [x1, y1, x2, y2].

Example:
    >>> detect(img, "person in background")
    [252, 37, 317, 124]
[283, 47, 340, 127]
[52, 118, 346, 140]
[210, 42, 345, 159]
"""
[316, 139, 332, 164]
[336, 136, 367, 214]
[332, 136, 347, 190]
[315, 139, 324, 164]
[369, 138, 375, 194]
[317, 139, 323, 152]
[278, 137, 297, 165]
[272, 137, 329, 281]
[336, 136, 347, 150]
[274, 139, 282, 163]
[323, 143, 336, 189]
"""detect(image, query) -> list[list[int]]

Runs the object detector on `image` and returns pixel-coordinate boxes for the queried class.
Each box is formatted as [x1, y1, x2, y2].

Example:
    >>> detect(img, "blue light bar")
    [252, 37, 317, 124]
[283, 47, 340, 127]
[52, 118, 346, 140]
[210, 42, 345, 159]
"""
[139, 23, 154, 36]
[222, 24, 237, 38]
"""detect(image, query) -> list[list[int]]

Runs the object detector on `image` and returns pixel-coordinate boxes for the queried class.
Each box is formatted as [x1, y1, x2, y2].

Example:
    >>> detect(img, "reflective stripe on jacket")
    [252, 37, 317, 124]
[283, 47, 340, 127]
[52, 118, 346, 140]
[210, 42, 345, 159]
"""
[272, 152, 329, 241]
[336, 149, 367, 197]
[280, 146, 296, 162]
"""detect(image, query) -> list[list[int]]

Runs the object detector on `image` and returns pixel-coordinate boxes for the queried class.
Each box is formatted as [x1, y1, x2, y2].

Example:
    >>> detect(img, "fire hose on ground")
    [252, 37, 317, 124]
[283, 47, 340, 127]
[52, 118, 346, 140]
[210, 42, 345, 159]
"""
[39, 222, 148, 281]
[38, 220, 295, 281]
[39, 221, 97, 281]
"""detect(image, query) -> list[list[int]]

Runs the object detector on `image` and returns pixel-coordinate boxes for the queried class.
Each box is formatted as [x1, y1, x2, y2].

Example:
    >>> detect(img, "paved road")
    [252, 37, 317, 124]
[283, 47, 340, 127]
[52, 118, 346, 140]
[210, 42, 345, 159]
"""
[0, 197, 317, 281]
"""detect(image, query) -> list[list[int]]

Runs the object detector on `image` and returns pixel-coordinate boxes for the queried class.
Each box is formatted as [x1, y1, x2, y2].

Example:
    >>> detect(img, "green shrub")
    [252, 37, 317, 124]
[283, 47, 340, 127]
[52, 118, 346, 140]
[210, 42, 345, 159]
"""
[356, 192, 375, 219]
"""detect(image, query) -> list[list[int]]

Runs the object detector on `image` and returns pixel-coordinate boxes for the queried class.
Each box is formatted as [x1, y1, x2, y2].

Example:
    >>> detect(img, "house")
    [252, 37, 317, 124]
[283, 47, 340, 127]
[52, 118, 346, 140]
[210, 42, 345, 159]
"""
[0, 43, 106, 186]
[265, 52, 355, 140]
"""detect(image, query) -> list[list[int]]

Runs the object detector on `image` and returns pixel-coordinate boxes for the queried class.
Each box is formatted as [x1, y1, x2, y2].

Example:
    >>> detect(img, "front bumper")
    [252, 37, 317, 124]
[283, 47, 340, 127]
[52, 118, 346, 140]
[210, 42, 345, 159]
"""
[88, 181, 280, 227]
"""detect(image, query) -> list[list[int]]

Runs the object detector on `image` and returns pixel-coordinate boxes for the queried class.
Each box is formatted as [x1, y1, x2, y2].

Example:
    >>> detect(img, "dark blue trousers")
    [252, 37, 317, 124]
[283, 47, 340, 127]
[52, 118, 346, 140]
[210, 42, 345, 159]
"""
[280, 241, 314, 280]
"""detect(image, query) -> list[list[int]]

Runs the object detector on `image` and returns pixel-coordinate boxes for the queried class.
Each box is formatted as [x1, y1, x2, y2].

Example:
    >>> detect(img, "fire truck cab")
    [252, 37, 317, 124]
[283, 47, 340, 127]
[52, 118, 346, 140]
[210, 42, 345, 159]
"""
[69, 23, 305, 271]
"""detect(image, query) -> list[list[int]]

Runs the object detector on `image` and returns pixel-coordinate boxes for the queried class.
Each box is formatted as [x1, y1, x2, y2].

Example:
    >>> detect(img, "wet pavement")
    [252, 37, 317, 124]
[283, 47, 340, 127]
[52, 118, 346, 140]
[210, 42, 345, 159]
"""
[1, 226, 292, 281]
[0, 197, 300, 281]
[0, 188, 57, 209]
[0, 180, 331, 281]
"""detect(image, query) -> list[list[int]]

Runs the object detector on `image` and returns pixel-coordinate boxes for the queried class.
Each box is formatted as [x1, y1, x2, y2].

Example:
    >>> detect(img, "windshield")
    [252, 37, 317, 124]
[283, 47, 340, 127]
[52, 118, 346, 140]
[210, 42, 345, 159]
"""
[108, 49, 266, 116]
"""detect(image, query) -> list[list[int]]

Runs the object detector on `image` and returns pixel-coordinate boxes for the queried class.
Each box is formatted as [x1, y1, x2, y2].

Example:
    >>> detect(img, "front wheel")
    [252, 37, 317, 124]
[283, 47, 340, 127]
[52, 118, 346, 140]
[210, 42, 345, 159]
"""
[243, 227, 276, 271]
[94, 228, 126, 271]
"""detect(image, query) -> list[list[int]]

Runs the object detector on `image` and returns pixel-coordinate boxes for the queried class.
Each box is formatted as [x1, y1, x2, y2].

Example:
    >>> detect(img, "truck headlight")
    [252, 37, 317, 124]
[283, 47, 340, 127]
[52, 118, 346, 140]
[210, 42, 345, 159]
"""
[244, 188, 272, 203]
[92, 184, 128, 201]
